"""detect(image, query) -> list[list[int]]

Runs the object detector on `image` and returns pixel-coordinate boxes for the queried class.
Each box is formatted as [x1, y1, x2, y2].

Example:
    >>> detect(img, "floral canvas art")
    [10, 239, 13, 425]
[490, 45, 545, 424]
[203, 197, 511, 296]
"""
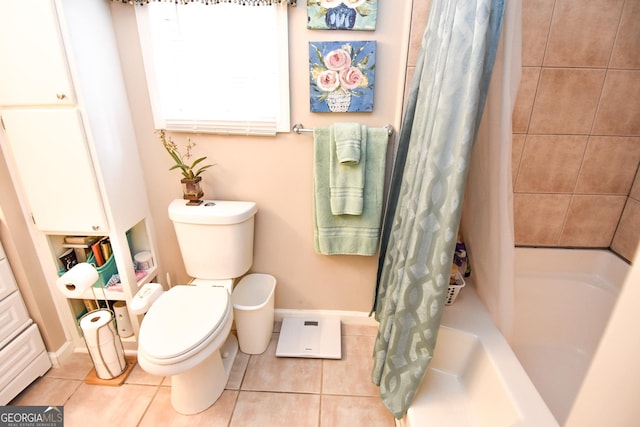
[307, 0, 378, 31]
[309, 41, 376, 113]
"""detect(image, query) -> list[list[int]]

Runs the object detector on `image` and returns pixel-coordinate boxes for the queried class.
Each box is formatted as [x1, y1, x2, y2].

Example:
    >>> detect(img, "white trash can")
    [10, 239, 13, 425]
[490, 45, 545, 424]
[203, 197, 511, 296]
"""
[232, 273, 276, 354]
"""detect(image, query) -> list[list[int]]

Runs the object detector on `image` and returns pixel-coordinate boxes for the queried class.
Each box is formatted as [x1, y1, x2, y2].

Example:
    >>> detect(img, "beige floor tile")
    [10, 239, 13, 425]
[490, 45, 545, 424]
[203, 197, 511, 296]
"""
[342, 323, 378, 337]
[241, 334, 322, 393]
[226, 350, 249, 390]
[323, 335, 378, 397]
[46, 352, 93, 381]
[63, 383, 157, 427]
[321, 395, 395, 427]
[37, 334, 396, 426]
[139, 387, 237, 427]
[9, 377, 81, 406]
[125, 363, 164, 386]
[272, 320, 282, 333]
[231, 391, 320, 427]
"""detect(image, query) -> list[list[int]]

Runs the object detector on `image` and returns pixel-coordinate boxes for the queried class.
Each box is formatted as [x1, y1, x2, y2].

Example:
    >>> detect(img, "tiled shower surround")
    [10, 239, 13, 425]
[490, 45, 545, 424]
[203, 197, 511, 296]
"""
[512, 0, 640, 261]
[408, 0, 640, 262]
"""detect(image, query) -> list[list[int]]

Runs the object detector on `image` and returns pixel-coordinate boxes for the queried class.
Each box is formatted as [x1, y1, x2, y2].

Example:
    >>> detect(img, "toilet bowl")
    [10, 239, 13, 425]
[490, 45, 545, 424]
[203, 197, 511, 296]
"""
[137, 285, 238, 415]
[136, 199, 257, 414]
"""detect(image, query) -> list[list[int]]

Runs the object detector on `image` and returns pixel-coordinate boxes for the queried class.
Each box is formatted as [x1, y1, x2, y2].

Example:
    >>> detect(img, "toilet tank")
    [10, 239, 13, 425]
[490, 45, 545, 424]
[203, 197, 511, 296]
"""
[168, 199, 258, 280]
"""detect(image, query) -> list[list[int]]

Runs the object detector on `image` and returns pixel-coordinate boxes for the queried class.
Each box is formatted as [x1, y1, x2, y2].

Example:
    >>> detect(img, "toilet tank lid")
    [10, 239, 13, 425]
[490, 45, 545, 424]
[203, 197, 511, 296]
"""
[168, 199, 257, 225]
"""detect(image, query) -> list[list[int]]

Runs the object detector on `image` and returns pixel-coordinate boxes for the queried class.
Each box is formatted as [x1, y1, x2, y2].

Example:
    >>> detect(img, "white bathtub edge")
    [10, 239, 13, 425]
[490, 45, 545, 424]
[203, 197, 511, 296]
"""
[401, 284, 559, 427]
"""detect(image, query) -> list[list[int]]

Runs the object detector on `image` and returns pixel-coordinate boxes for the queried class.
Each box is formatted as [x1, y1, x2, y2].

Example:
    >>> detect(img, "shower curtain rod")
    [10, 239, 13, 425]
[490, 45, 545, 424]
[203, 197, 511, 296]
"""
[292, 123, 394, 136]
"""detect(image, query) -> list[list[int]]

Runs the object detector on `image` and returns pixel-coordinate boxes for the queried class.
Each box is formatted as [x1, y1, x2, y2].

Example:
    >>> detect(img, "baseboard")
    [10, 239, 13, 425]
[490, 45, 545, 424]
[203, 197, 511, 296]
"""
[52, 310, 378, 362]
[274, 309, 378, 327]
[47, 340, 75, 368]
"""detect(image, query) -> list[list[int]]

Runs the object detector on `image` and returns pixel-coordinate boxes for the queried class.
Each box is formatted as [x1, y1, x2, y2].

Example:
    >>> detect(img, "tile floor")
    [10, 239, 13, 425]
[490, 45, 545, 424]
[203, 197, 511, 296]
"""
[10, 323, 395, 427]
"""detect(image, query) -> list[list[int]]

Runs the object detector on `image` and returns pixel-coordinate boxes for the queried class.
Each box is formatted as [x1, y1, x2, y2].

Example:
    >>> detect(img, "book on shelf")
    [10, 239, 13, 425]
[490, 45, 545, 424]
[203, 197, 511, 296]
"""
[99, 238, 112, 260]
[91, 240, 105, 267]
[83, 299, 98, 312]
[64, 236, 99, 246]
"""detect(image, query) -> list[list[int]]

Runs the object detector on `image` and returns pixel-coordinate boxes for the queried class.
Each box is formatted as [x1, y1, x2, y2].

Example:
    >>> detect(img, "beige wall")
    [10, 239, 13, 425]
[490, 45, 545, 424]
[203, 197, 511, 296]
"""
[512, 0, 640, 262]
[109, 2, 412, 312]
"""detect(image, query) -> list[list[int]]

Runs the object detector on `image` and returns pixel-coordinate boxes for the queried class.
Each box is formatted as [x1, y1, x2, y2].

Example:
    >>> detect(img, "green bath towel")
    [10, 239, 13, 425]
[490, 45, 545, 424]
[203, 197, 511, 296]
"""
[313, 126, 388, 256]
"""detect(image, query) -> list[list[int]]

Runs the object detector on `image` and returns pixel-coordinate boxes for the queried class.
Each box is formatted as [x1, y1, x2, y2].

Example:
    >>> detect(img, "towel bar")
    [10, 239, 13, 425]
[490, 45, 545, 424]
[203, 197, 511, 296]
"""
[292, 123, 394, 136]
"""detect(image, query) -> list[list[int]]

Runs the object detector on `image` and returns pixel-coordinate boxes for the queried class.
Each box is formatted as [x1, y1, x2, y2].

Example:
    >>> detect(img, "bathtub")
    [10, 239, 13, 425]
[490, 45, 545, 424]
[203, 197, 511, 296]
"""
[398, 284, 557, 427]
[511, 247, 629, 425]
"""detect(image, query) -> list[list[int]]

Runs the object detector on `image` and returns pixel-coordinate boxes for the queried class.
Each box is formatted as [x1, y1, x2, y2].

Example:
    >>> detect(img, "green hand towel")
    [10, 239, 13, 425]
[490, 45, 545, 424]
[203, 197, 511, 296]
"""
[330, 124, 366, 216]
[333, 122, 362, 164]
[314, 127, 388, 256]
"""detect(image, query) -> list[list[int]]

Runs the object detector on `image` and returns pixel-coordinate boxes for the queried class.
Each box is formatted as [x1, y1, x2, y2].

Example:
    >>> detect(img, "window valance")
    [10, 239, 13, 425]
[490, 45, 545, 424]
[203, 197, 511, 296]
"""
[111, 0, 296, 6]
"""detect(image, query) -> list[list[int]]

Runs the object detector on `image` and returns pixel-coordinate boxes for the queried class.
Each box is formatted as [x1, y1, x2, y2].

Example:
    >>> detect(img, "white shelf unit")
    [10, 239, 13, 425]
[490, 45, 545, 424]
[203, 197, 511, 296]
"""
[0, 0, 159, 353]
[46, 220, 159, 350]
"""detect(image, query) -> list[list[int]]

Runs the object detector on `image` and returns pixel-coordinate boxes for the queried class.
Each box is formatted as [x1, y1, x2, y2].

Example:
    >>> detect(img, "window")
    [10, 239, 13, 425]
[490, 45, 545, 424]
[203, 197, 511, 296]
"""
[135, 2, 290, 135]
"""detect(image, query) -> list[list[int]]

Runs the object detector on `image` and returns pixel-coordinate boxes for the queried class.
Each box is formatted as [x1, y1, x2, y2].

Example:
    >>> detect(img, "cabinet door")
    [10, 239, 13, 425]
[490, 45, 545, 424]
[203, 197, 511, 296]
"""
[0, 0, 74, 106]
[0, 259, 18, 302]
[0, 109, 107, 233]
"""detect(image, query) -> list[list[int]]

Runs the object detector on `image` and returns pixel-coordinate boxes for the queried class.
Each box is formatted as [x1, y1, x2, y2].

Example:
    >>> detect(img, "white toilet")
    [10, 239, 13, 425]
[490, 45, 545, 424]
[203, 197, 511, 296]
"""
[134, 199, 257, 415]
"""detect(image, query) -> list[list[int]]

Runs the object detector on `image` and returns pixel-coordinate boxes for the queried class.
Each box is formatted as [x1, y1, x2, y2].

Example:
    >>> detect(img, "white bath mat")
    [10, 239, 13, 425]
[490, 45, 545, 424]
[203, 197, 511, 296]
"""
[276, 316, 342, 359]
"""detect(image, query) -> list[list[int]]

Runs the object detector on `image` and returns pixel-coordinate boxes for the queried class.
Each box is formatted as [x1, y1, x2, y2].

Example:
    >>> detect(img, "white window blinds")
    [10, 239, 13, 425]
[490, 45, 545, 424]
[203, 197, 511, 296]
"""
[135, 2, 290, 135]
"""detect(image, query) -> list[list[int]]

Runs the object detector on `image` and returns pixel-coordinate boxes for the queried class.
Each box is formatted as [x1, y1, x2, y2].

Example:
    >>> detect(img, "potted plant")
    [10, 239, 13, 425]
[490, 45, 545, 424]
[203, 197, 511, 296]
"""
[157, 129, 214, 206]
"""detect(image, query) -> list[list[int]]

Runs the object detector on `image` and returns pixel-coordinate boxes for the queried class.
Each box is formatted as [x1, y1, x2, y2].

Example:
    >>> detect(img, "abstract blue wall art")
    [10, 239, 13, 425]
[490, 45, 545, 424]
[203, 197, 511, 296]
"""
[307, 0, 378, 31]
[309, 40, 376, 113]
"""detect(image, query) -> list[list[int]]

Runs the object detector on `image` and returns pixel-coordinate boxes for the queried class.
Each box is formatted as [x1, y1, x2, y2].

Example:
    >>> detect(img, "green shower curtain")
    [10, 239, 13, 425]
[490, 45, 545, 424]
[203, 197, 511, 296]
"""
[371, 0, 506, 418]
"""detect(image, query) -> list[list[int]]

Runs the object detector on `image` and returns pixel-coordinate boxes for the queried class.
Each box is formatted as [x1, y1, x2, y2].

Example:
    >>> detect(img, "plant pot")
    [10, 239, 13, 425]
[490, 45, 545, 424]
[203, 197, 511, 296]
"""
[181, 177, 204, 206]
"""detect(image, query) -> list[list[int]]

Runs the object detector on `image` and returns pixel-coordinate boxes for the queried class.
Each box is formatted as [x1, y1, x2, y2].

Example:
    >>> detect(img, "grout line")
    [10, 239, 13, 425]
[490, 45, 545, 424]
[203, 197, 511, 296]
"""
[135, 383, 163, 427]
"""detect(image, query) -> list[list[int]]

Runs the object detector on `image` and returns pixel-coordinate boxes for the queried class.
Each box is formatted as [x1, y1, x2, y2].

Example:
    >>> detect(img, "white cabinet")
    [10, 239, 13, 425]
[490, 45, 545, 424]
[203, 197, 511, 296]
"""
[0, 0, 74, 107]
[0, 257, 18, 301]
[0, 240, 51, 405]
[0, 0, 160, 353]
[1, 109, 107, 233]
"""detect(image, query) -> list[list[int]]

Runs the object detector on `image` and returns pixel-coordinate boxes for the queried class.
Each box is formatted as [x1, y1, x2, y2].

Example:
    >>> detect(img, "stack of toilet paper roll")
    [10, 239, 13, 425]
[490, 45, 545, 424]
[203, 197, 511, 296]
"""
[56, 263, 127, 379]
[79, 310, 127, 379]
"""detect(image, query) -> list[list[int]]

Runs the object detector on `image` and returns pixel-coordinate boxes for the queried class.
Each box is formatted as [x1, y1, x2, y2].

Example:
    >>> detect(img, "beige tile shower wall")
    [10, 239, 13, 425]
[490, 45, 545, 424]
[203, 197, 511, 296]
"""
[512, 0, 640, 262]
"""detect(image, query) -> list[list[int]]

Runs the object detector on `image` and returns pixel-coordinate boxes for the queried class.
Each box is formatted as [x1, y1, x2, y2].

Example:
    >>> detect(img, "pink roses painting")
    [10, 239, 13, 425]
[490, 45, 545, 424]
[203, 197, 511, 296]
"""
[309, 41, 376, 112]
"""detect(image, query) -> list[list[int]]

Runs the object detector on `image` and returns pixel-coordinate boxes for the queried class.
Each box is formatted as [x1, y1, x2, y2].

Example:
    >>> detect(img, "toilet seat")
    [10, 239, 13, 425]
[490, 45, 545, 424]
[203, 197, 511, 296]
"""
[139, 285, 230, 363]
